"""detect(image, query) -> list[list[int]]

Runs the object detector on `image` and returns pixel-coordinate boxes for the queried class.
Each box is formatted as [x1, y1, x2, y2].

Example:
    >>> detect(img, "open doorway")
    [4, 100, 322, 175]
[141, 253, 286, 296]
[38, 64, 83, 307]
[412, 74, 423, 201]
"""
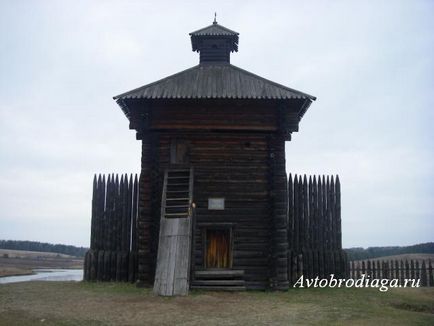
[204, 228, 232, 269]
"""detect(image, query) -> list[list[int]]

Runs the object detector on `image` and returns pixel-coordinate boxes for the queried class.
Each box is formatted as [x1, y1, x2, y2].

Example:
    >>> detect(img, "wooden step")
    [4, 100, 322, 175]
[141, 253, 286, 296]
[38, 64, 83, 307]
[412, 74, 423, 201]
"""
[194, 270, 244, 279]
[165, 210, 189, 215]
[166, 198, 190, 201]
[190, 286, 246, 291]
[166, 169, 190, 172]
[192, 280, 245, 286]
[164, 205, 190, 209]
[164, 213, 189, 218]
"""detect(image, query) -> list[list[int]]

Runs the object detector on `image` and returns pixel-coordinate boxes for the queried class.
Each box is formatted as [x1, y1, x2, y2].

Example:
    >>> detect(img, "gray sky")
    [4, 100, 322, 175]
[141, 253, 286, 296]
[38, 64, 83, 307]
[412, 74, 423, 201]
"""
[0, 0, 433, 248]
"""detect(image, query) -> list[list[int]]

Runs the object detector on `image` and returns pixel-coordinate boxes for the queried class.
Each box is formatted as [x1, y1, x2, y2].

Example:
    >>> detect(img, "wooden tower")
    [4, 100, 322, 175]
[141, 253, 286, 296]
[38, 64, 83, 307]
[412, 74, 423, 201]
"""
[84, 18, 347, 295]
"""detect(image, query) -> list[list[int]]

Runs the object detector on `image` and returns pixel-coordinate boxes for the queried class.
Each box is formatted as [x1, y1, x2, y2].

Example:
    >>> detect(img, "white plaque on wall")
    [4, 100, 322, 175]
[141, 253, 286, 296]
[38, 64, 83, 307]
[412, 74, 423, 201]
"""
[208, 198, 225, 210]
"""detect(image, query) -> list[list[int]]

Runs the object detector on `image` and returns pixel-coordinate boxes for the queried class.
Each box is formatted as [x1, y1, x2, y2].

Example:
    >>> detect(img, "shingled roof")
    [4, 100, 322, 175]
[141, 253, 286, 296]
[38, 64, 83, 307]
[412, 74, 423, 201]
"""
[190, 21, 239, 52]
[189, 22, 239, 37]
[113, 63, 316, 101]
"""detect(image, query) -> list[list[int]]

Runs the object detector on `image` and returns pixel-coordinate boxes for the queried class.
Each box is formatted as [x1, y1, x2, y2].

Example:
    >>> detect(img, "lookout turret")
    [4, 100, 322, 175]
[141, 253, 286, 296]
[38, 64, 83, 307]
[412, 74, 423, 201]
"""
[189, 17, 239, 63]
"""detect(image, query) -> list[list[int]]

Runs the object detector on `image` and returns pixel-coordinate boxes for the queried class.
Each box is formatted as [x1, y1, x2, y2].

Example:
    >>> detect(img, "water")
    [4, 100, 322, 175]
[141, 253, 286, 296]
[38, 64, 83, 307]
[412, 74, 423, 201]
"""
[0, 269, 83, 284]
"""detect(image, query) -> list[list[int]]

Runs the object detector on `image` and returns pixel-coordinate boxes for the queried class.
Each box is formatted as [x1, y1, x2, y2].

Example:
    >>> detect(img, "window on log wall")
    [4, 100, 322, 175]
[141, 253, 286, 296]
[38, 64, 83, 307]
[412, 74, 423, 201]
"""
[170, 139, 190, 164]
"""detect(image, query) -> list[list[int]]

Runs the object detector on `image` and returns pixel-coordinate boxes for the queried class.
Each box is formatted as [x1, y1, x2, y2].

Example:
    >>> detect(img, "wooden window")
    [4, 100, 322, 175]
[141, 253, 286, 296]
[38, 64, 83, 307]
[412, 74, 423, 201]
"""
[170, 139, 189, 164]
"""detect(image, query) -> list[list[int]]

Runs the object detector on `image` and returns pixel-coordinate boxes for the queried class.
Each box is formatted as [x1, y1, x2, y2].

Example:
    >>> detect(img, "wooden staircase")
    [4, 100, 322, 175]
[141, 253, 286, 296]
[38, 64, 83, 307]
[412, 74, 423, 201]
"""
[153, 167, 194, 296]
[163, 168, 193, 218]
[191, 270, 246, 291]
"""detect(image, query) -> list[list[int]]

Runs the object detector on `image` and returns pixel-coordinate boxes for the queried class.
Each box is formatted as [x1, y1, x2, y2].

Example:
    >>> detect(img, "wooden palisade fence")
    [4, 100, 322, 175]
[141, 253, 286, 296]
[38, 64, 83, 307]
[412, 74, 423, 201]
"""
[350, 259, 434, 287]
[287, 174, 349, 285]
[83, 173, 434, 289]
[83, 174, 139, 282]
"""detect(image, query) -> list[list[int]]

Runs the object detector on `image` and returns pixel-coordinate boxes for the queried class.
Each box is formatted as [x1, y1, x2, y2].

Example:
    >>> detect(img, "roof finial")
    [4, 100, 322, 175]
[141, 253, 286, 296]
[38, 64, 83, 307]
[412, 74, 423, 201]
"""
[213, 12, 217, 24]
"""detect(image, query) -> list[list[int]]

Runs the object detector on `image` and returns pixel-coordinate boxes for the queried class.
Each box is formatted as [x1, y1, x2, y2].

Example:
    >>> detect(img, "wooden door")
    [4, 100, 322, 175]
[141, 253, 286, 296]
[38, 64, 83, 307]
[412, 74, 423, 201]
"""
[205, 229, 231, 269]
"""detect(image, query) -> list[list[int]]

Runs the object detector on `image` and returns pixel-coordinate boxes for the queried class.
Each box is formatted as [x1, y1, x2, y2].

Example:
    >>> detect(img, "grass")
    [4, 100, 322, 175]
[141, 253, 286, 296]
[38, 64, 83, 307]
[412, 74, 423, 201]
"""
[0, 282, 433, 325]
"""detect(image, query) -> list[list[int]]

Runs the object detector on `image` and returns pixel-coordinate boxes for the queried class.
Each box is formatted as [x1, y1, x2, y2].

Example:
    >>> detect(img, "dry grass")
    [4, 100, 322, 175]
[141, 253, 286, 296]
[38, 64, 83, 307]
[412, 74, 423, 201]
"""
[0, 282, 433, 325]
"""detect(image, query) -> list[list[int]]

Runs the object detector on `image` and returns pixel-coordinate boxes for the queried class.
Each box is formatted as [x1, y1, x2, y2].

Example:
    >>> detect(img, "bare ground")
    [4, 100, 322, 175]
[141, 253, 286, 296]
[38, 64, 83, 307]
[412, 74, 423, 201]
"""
[0, 282, 433, 325]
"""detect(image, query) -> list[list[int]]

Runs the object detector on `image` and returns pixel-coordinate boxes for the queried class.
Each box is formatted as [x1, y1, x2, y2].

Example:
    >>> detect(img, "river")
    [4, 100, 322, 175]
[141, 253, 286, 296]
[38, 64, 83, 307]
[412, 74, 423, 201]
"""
[0, 269, 83, 284]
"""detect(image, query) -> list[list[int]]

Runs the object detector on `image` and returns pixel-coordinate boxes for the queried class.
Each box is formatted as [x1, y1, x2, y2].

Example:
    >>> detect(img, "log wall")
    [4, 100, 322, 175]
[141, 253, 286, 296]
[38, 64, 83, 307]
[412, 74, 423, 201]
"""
[268, 134, 289, 289]
[155, 132, 272, 290]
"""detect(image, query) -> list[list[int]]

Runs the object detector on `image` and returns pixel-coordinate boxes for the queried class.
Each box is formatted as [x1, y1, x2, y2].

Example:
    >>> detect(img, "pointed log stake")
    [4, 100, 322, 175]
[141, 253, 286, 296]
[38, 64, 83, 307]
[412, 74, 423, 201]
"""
[325, 176, 331, 250]
[104, 174, 110, 252]
[106, 174, 112, 252]
[428, 260, 433, 287]
[95, 175, 101, 251]
[302, 174, 308, 250]
[421, 261, 427, 287]
[330, 175, 335, 250]
[127, 174, 133, 252]
[95, 175, 99, 251]
[122, 174, 127, 252]
[308, 175, 313, 249]
[288, 174, 293, 250]
[119, 174, 125, 252]
[115, 173, 120, 251]
[124, 174, 130, 253]
[132, 174, 138, 253]
[101, 175, 107, 253]
[90, 174, 97, 250]
[298, 174, 303, 252]
[321, 176, 326, 251]
[293, 175, 299, 253]
[336, 175, 341, 249]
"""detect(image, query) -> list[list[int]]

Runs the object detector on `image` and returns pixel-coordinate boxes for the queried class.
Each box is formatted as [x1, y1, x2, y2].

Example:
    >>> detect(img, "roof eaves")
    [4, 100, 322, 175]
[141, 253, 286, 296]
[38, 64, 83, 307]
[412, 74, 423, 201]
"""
[116, 98, 131, 118]
[229, 64, 317, 101]
[299, 98, 313, 119]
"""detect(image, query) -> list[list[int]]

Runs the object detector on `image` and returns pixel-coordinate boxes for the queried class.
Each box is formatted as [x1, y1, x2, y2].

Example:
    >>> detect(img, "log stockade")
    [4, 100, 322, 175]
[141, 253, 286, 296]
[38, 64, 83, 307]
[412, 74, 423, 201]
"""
[349, 259, 434, 287]
[84, 172, 349, 288]
[83, 174, 139, 283]
[287, 174, 348, 286]
[84, 173, 434, 288]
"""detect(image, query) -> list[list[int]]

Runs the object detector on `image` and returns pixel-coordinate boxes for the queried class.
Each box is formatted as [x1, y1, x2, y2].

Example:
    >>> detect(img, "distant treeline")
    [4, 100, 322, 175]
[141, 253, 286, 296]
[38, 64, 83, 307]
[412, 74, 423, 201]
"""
[345, 242, 434, 261]
[0, 240, 88, 257]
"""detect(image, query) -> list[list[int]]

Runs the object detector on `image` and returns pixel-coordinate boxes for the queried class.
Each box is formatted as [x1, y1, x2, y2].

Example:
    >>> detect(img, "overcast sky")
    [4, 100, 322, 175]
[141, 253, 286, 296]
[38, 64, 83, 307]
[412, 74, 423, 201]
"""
[0, 0, 432, 248]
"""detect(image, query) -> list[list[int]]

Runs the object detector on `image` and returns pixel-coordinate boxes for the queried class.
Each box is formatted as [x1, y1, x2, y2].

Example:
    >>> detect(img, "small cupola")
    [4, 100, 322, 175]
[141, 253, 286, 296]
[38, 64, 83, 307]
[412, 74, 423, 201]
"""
[189, 15, 239, 64]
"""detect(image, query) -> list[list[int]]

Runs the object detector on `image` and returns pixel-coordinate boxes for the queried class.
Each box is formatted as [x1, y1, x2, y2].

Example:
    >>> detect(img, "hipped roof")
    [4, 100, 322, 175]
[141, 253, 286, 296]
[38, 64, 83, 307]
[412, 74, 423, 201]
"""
[114, 63, 316, 101]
